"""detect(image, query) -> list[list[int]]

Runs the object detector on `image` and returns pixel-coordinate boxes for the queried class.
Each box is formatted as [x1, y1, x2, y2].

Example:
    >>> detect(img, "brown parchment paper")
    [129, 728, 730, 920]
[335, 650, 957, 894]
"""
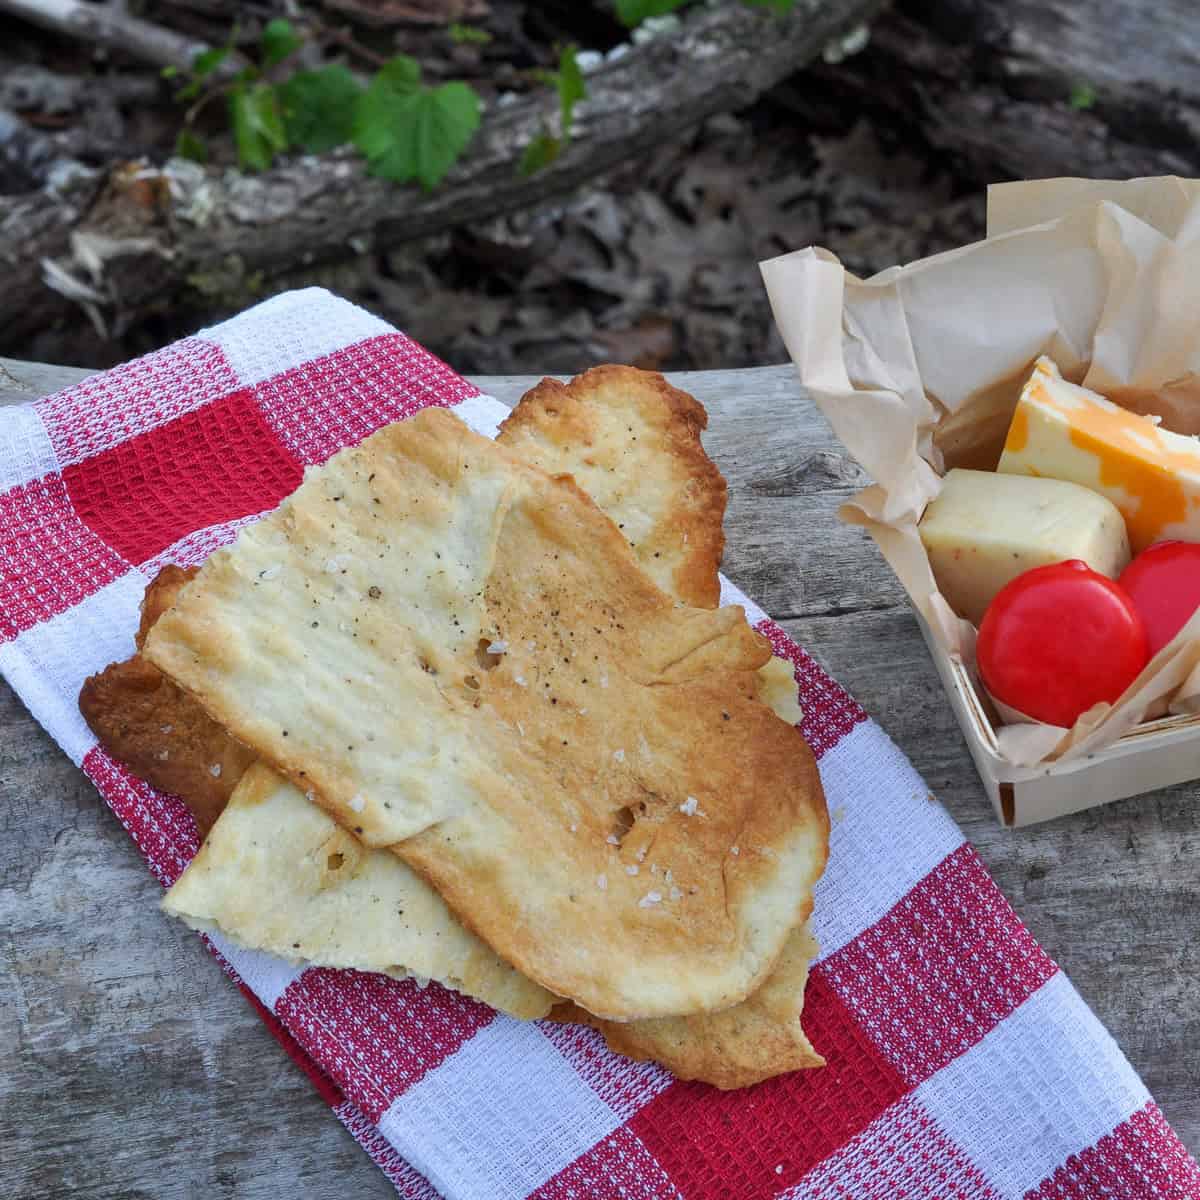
[760, 177, 1200, 767]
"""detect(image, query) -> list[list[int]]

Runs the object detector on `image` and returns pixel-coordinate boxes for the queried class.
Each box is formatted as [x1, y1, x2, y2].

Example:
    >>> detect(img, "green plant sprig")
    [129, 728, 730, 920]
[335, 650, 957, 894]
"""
[165, 2, 791, 187]
[520, 45, 587, 175]
[166, 18, 482, 188]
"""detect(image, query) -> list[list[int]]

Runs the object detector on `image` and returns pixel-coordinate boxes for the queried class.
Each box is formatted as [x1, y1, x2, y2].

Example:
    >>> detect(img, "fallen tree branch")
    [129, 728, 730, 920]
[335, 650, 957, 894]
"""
[0, 62, 162, 115]
[775, 0, 1200, 183]
[0, 0, 248, 74]
[0, 0, 884, 350]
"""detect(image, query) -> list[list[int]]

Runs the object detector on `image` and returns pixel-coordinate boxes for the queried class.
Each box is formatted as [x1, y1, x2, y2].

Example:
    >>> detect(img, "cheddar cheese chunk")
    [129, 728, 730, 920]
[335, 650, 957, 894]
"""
[999, 357, 1200, 552]
[919, 468, 1130, 626]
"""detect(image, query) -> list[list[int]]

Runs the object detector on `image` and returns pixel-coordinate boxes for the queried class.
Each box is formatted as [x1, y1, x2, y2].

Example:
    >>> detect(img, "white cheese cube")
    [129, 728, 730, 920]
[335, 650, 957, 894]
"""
[918, 468, 1130, 626]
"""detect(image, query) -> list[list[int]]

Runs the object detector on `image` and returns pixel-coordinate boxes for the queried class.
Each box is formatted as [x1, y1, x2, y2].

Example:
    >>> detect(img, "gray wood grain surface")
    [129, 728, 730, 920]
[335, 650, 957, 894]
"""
[1, 357, 1195, 1199]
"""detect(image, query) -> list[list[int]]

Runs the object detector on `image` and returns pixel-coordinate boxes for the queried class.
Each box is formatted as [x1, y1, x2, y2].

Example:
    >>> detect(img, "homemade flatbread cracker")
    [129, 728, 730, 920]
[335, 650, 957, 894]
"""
[79, 565, 255, 834]
[496, 366, 726, 609]
[498, 368, 797, 722]
[162, 638, 822, 1073]
[135, 564, 200, 646]
[164, 762, 556, 1019]
[755, 654, 803, 727]
[94, 372, 823, 1074]
[553, 916, 823, 1089]
[145, 407, 828, 1020]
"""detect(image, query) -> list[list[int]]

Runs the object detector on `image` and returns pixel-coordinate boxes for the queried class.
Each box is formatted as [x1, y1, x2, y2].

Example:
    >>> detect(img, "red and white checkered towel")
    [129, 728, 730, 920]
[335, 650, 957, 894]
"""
[2, 290, 1195, 1200]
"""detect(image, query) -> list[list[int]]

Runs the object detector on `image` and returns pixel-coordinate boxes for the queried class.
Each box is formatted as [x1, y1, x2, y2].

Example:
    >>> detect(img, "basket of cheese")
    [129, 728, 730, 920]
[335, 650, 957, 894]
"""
[762, 176, 1200, 826]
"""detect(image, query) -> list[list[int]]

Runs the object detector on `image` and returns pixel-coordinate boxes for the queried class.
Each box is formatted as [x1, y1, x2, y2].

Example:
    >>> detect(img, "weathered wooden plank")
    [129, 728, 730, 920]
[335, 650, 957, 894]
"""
[1, 361, 1195, 1200]
[0, 355, 95, 397]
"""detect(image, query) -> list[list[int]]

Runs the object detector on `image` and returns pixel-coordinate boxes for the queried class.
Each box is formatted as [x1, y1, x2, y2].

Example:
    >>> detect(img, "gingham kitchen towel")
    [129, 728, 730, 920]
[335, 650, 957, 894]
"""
[2, 290, 1195, 1200]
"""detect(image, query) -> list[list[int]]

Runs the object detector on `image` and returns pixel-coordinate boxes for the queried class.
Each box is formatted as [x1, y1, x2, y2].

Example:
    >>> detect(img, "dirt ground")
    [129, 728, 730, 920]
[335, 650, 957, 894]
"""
[2, 3, 987, 373]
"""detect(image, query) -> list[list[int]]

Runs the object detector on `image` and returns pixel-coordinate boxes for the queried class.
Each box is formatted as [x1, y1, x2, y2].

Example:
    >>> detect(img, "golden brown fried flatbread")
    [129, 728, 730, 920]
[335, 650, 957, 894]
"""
[496, 366, 726, 609]
[163, 762, 556, 1019]
[145, 407, 828, 1021]
[498, 369, 797, 724]
[755, 653, 803, 726]
[553, 914, 823, 1088]
[85, 372, 823, 1077]
[79, 566, 255, 835]
[543, 645, 820, 1089]
[161, 643, 821, 1075]
[134, 564, 197, 649]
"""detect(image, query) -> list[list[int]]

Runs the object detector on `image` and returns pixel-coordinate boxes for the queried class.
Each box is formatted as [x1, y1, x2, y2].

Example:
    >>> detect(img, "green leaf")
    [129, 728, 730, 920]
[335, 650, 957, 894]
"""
[519, 132, 561, 175]
[614, 0, 689, 27]
[1068, 81, 1097, 110]
[175, 128, 209, 162]
[280, 65, 362, 152]
[161, 65, 180, 79]
[519, 44, 586, 175]
[353, 60, 480, 189]
[556, 45, 585, 136]
[352, 57, 421, 163]
[367, 55, 423, 106]
[741, 0, 796, 10]
[192, 45, 230, 79]
[448, 22, 492, 45]
[261, 18, 303, 68]
[229, 82, 287, 171]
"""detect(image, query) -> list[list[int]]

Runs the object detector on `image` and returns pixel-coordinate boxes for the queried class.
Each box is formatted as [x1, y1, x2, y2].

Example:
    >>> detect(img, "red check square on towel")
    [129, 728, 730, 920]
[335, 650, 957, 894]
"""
[1, 289, 1195, 1200]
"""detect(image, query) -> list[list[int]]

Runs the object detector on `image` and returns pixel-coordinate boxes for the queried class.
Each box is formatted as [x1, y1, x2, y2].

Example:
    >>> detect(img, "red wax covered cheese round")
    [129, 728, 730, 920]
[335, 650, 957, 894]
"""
[976, 560, 1149, 728]
[1119, 540, 1200, 656]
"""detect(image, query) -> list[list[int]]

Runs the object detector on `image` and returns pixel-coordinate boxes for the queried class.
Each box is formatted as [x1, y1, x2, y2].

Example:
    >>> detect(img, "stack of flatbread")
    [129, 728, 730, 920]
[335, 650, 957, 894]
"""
[80, 366, 829, 1089]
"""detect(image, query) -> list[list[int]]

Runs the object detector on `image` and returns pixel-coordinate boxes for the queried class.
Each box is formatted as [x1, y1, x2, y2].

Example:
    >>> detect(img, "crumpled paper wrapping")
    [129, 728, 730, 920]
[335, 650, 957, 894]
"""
[761, 177, 1200, 766]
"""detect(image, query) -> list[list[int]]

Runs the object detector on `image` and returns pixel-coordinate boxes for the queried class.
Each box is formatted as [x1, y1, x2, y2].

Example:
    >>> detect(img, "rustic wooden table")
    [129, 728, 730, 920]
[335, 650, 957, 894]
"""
[1, 358, 1195, 1198]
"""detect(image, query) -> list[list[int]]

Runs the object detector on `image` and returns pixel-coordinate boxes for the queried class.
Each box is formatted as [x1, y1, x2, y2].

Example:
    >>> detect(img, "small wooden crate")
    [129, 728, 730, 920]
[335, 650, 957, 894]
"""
[915, 615, 1200, 826]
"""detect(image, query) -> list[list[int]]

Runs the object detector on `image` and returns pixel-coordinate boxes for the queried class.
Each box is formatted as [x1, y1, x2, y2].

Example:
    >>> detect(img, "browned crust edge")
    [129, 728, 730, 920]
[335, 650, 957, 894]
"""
[498, 365, 728, 609]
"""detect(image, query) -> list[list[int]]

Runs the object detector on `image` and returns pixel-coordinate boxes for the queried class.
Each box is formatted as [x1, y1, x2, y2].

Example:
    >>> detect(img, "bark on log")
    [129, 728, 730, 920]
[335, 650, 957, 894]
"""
[0, 0, 246, 74]
[783, 0, 1200, 183]
[0, 0, 882, 350]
